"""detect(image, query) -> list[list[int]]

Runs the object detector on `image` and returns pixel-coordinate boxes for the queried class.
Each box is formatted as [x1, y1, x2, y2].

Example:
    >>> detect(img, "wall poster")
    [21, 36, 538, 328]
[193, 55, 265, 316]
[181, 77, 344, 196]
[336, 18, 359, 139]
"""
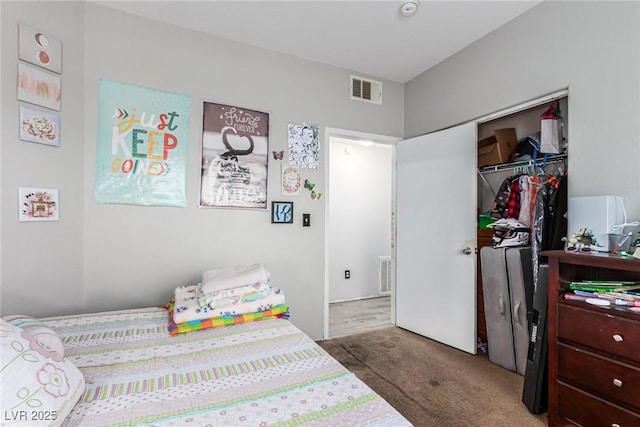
[288, 123, 319, 169]
[200, 102, 269, 209]
[95, 79, 191, 207]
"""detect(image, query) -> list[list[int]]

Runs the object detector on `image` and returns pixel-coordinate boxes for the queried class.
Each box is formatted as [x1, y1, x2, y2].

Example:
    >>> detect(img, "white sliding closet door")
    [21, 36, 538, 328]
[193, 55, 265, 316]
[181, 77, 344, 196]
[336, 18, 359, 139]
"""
[396, 122, 478, 354]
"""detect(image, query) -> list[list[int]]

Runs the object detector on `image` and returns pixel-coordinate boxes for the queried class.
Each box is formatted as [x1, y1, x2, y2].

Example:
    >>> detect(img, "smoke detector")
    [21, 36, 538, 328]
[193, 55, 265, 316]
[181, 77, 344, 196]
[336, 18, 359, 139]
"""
[400, 1, 419, 17]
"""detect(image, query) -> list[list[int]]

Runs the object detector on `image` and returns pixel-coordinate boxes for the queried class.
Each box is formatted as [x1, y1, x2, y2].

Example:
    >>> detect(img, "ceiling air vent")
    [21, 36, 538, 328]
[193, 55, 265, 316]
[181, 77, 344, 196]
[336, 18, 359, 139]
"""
[351, 75, 382, 105]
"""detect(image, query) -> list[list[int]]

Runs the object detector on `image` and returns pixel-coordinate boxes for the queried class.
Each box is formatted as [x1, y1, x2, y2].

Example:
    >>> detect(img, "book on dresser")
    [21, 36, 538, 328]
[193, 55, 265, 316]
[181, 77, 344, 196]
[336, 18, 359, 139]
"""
[544, 250, 640, 427]
[568, 280, 640, 293]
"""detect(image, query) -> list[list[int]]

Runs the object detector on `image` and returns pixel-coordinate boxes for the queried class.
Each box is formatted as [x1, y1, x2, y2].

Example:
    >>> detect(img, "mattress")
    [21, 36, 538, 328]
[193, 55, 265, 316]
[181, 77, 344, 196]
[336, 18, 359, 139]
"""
[43, 307, 410, 426]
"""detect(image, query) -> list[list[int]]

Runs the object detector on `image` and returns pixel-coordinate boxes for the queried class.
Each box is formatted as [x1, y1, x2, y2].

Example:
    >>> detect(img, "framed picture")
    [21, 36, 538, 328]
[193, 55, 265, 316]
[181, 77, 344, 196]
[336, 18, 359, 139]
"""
[281, 164, 301, 196]
[19, 105, 60, 146]
[18, 23, 63, 74]
[288, 123, 319, 169]
[200, 102, 270, 209]
[17, 62, 61, 111]
[271, 201, 293, 224]
[18, 187, 59, 222]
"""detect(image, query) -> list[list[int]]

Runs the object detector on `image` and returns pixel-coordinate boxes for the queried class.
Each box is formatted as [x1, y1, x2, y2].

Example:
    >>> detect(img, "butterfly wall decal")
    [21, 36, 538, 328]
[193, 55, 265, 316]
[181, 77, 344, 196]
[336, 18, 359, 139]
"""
[311, 190, 322, 200]
[272, 150, 284, 160]
[304, 179, 315, 190]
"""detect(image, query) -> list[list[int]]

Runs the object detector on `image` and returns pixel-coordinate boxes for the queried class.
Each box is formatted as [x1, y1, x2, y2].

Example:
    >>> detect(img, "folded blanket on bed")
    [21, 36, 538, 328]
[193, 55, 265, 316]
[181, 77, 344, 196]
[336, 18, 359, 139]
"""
[201, 263, 270, 294]
[173, 284, 285, 325]
[197, 282, 272, 308]
[167, 299, 289, 335]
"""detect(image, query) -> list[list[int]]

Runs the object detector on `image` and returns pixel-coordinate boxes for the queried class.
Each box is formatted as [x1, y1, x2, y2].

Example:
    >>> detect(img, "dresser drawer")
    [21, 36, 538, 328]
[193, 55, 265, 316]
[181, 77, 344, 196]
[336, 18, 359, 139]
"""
[557, 304, 640, 364]
[557, 381, 640, 426]
[558, 343, 640, 412]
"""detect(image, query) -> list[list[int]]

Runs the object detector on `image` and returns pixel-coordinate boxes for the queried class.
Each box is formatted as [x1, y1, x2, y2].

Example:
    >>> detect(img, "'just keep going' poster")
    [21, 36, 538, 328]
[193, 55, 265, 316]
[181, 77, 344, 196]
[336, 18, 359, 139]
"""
[95, 79, 191, 207]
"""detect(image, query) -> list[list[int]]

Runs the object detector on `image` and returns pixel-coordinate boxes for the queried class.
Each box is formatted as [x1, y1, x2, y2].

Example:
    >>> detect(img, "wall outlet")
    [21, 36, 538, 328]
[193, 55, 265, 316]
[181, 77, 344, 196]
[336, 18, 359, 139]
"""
[344, 270, 350, 279]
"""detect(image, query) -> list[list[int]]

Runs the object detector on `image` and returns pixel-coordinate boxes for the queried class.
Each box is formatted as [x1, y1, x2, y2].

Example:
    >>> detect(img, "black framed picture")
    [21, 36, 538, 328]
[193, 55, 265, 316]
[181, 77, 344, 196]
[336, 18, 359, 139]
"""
[271, 201, 293, 224]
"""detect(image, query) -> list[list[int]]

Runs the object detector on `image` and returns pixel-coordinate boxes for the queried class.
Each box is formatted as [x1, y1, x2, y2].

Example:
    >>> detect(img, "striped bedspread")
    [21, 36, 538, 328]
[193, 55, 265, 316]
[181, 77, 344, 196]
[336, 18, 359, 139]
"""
[43, 307, 411, 426]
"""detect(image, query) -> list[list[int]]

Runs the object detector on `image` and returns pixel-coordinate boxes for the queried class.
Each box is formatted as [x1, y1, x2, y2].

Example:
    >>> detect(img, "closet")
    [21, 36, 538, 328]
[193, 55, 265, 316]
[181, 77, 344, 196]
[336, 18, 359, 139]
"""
[395, 91, 568, 356]
[476, 93, 569, 349]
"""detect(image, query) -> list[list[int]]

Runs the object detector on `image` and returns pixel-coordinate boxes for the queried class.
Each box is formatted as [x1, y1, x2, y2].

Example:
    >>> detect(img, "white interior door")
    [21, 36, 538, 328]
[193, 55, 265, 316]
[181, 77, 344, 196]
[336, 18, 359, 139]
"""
[396, 122, 477, 354]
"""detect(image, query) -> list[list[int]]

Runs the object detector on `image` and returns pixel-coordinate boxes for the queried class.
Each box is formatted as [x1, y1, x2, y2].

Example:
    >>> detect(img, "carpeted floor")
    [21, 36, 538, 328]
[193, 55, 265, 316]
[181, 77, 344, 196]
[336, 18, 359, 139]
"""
[318, 326, 548, 427]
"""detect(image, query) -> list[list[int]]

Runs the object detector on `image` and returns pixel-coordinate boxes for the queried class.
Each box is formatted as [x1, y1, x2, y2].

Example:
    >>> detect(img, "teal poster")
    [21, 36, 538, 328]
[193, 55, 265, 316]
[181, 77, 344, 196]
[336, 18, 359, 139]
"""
[95, 79, 190, 207]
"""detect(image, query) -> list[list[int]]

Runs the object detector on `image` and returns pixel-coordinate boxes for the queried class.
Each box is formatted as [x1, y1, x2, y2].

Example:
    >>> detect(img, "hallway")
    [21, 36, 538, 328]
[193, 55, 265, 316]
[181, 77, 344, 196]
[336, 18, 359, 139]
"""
[328, 295, 392, 338]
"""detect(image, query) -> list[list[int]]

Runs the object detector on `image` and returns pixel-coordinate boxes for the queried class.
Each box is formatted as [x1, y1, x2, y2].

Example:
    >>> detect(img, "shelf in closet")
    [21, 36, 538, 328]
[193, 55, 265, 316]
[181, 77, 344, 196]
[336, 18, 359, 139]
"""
[478, 153, 567, 174]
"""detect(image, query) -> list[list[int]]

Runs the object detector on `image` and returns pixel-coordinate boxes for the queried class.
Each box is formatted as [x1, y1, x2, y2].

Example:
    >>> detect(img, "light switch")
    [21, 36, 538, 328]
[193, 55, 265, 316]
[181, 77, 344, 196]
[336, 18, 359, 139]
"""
[303, 213, 310, 227]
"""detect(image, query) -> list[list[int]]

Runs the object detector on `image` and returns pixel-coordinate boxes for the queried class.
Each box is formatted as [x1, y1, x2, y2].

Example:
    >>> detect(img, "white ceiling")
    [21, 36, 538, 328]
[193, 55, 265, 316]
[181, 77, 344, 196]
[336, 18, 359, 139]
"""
[92, 0, 542, 83]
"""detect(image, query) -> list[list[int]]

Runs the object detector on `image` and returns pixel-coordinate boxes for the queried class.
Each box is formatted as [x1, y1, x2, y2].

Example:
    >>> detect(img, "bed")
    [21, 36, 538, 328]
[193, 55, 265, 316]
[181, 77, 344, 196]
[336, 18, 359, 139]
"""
[2, 306, 411, 426]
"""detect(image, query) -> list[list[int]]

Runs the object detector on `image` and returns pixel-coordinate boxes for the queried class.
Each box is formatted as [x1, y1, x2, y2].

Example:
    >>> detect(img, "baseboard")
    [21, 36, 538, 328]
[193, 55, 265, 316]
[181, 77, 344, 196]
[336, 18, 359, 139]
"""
[329, 294, 389, 304]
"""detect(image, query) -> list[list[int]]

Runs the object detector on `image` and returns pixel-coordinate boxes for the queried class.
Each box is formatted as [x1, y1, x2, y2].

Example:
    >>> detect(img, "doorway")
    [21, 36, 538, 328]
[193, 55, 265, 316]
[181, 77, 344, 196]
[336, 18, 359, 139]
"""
[323, 128, 401, 340]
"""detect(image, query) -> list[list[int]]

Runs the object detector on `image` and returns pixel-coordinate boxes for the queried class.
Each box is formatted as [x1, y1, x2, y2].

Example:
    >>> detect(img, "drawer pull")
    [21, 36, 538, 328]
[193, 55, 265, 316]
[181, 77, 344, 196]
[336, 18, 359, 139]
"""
[612, 334, 624, 342]
[612, 424, 620, 427]
[613, 378, 623, 387]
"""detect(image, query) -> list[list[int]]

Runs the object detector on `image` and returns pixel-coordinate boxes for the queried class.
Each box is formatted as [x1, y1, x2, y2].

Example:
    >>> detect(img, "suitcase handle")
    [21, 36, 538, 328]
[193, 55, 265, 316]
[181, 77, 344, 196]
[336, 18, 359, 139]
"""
[513, 300, 522, 328]
[499, 296, 505, 316]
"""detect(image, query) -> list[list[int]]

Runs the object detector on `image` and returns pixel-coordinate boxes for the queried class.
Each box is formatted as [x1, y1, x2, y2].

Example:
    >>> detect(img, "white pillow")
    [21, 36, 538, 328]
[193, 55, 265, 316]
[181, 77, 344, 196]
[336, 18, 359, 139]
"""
[0, 319, 85, 426]
[3, 314, 65, 361]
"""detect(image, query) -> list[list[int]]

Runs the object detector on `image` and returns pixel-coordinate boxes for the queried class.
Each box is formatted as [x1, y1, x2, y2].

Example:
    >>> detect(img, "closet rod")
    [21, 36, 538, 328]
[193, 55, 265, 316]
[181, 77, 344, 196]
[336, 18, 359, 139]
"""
[478, 154, 567, 174]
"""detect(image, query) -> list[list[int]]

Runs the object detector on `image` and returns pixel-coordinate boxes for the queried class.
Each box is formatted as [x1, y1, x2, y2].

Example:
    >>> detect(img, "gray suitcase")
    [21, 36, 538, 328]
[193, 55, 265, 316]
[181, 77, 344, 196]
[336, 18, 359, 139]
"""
[480, 246, 534, 375]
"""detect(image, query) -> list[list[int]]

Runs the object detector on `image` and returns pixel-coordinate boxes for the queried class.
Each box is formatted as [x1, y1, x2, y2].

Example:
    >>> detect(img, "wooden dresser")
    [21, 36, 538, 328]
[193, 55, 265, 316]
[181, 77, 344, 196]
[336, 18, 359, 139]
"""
[545, 250, 640, 426]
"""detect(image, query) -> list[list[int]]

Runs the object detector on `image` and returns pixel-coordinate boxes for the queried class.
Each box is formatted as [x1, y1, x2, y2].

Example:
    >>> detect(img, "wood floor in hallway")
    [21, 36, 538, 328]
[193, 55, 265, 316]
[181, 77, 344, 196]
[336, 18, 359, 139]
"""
[328, 295, 392, 338]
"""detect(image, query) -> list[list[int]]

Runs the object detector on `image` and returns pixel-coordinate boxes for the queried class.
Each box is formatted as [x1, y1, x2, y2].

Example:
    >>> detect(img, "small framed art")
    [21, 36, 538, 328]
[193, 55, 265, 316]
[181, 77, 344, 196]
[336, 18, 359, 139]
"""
[18, 187, 59, 222]
[271, 201, 293, 224]
[18, 23, 63, 74]
[281, 164, 301, 196]
[19, 105, 60, 146]
[17, 62, 61, 111]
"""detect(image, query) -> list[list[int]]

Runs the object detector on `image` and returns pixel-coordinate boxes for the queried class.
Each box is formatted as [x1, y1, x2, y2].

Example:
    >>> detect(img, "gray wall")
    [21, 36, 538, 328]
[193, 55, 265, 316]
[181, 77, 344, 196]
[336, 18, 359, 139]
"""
[406, 1, 640, 219]
[1, 1, 85, 316]
[0, 2, 404, 340]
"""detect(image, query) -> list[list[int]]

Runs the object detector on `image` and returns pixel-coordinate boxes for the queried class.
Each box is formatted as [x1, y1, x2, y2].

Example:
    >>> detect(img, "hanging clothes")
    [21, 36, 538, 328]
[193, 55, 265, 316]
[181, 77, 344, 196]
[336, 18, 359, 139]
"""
[529, 173, 567, 289]
[528, 175, 541, 229]
[518, 175, 532, 227]
[547, 175, 568, 250]
[530, 177, 549, 290]
[483, 157, 568, 291]
[506, 177, 522, 220]
[490, 177, 513, 219]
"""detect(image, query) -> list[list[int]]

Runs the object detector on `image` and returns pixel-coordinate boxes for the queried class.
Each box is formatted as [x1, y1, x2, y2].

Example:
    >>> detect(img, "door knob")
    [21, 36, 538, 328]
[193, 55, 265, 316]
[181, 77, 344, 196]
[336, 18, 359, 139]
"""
[461, 247, 472, 255]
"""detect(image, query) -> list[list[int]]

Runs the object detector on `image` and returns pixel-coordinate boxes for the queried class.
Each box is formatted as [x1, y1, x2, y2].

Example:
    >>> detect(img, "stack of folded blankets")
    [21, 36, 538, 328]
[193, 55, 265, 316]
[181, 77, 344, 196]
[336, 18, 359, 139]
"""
[167, 263, 289, 335]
